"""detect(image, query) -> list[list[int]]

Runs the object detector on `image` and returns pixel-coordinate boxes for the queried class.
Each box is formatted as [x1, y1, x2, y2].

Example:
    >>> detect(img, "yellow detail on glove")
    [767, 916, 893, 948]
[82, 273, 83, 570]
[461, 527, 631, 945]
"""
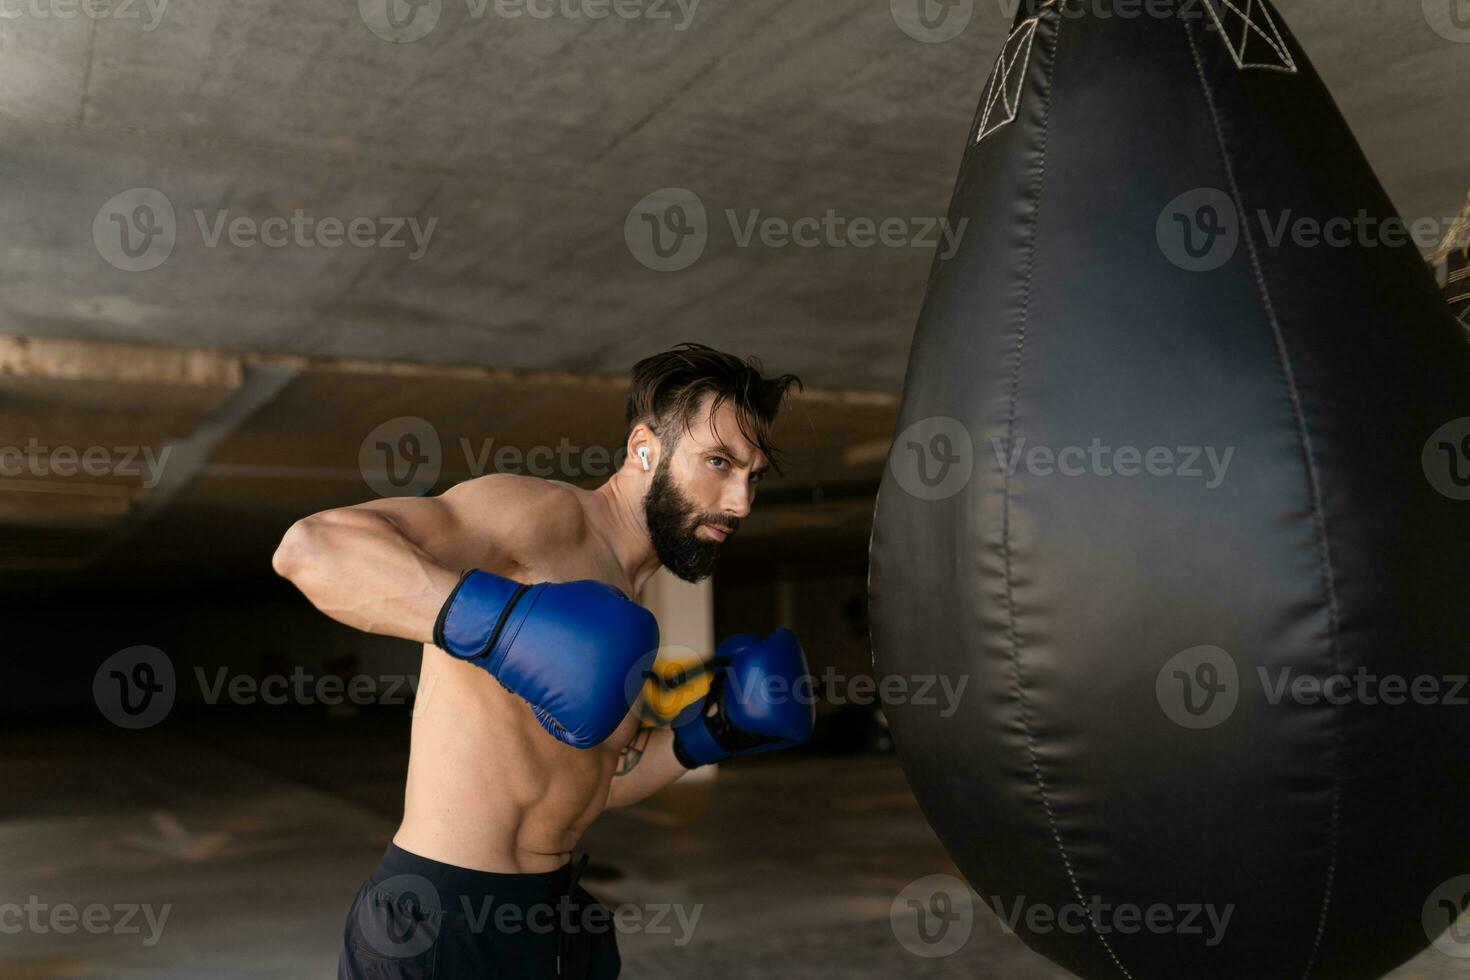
[638, 645, 714, 727]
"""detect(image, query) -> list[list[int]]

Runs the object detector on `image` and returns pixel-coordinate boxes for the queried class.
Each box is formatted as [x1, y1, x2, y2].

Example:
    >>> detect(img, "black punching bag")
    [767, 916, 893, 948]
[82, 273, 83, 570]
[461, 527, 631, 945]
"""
[868, 2, 1470, 978]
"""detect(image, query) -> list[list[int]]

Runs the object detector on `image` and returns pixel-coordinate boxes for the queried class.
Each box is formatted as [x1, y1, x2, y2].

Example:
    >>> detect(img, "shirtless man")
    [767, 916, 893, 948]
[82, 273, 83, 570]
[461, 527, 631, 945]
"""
[272, 344, 814, 978]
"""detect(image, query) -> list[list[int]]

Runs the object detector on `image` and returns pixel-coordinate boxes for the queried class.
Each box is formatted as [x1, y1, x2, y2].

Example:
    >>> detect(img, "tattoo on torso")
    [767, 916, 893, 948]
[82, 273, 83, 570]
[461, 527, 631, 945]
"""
[616, 729, 652, 776]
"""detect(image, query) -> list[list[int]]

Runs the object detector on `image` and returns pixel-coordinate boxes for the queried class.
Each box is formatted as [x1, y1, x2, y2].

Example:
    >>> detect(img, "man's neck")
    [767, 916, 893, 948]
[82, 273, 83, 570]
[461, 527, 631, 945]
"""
[591, 472, 663, 596]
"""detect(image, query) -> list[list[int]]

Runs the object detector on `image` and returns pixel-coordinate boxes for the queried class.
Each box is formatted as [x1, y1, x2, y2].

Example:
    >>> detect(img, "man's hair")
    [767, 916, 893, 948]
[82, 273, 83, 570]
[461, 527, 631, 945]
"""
[626, 343, 803, 475]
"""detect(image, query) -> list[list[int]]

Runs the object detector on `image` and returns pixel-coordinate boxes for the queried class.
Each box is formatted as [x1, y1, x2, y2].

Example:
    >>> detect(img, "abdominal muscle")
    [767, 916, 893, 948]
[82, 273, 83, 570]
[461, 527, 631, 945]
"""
[394, 644, 640, 874]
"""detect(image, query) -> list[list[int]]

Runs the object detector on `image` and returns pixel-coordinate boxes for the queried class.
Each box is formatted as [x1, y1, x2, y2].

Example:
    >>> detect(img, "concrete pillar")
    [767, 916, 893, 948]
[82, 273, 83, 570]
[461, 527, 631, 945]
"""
[640, 569, 719, 781]
[775, 565, 797, 630]
[640, 568, 715, 655]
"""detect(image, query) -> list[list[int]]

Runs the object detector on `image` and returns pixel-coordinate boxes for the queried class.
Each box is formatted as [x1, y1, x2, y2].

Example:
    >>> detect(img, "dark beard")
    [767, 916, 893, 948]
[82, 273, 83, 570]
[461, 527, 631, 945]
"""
[643, 459, 735, 583]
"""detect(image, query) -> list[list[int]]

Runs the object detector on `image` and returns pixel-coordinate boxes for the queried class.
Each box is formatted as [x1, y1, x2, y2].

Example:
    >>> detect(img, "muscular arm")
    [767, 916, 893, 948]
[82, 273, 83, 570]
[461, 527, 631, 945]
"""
[606, 729, 690, 808]
[271, 476, 577, 642]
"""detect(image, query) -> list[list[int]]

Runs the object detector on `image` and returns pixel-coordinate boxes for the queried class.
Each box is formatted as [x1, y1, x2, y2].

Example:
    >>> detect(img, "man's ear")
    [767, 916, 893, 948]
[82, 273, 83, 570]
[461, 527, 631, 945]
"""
[627, 423, 659, 474]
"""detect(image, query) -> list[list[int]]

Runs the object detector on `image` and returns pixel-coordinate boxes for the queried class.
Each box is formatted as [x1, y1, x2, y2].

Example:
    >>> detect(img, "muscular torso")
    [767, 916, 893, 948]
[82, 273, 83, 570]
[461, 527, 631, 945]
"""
[394, 484, 642, 873]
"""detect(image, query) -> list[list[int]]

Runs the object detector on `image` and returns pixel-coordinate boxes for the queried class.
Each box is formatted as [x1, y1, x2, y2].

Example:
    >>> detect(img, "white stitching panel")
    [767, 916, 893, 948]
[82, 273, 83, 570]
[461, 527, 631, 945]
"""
[1203, 0, 1298, 74]
[975, 1, 1056, 145]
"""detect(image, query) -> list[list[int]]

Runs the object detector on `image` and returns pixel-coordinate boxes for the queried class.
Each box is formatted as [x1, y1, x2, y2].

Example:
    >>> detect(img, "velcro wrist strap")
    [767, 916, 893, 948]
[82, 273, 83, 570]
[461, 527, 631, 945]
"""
[434, 569, 530, 660]
[673, 715, 727, 769]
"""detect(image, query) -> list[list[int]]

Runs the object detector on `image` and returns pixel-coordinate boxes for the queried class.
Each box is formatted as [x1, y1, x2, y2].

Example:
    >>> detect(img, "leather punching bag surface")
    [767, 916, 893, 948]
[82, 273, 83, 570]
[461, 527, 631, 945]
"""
[868, 2, 1470, 978]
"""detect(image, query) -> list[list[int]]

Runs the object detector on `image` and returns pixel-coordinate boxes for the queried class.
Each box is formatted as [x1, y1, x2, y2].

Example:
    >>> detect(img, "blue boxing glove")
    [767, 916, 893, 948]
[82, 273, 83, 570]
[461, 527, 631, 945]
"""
[673, 629, 815, 769]
[434, 569, 659, 748]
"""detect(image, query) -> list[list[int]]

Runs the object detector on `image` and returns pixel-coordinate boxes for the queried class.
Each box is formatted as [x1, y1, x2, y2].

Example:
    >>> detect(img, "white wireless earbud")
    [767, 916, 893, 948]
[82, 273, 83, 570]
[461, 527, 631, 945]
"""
[639, 447, 651, 472]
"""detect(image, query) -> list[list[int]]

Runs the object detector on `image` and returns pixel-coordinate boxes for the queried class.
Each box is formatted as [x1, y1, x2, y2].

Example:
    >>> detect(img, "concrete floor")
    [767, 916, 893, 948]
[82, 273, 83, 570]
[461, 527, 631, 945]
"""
[2, 711, 1468, 979]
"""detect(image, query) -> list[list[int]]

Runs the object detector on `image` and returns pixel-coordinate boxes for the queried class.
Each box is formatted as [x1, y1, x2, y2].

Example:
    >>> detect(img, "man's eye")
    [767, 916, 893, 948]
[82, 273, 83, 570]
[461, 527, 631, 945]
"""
[709, 457, 728, 470]
[750, 472, 764, 485]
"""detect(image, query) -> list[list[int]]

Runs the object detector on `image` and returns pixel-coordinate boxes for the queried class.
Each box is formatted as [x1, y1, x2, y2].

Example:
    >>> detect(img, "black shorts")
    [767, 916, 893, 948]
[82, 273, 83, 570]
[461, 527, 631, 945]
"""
[338, 843, 621, 980]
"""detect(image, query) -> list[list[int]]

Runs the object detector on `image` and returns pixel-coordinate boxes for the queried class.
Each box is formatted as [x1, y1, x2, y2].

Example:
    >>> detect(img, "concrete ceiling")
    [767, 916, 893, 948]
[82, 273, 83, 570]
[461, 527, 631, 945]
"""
[0, 0, 1465, 589]
[0, 0, 1465, 392]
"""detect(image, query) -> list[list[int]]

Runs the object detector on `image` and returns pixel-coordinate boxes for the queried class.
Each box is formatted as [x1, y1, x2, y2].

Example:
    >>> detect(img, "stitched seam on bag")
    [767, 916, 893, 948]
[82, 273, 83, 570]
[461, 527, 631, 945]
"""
[977, 2, 1055, 145]
[1183, 18, 1344, 980]
[1202, 0, 1298, 73]
[998, 7, 1133, 978]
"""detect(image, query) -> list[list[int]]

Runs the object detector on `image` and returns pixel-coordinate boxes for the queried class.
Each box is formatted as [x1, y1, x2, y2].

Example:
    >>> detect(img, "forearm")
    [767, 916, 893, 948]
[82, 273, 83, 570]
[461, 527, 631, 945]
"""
[272, 509, 459, 643]
[607, 729, 689, 808]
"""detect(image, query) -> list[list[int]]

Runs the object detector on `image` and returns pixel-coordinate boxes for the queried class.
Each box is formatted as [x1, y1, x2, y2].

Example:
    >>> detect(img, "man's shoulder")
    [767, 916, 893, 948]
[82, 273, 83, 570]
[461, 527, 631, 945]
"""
[447, 473, 591, 546]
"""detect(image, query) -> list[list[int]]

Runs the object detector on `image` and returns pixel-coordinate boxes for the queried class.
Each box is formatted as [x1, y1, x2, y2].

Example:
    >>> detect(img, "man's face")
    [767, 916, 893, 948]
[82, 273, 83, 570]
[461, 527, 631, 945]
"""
[643, 397, 769, 583]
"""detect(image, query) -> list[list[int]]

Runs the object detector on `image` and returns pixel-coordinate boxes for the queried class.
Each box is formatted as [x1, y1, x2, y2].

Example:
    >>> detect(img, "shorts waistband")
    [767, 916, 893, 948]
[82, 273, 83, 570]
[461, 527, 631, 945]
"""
[374, 842, 580, 904]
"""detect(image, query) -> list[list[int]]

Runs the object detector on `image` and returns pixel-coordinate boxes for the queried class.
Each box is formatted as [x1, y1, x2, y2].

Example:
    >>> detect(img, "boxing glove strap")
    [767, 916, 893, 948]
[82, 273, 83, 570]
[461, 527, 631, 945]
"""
[673, 716, 726, 769]
[434, 569, 532, 661]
